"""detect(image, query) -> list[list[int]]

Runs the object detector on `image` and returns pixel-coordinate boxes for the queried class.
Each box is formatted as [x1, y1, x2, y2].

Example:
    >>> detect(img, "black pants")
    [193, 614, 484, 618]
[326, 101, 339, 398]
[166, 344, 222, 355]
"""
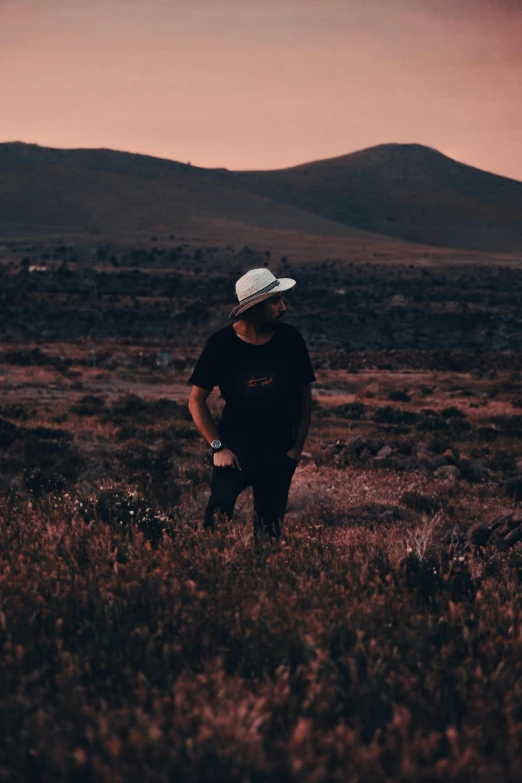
[203, 438, 298, 539]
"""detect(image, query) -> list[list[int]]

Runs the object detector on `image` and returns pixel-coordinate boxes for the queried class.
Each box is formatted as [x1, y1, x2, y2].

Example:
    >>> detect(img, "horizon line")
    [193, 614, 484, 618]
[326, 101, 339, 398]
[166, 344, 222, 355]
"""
[2, 137, 522, 185]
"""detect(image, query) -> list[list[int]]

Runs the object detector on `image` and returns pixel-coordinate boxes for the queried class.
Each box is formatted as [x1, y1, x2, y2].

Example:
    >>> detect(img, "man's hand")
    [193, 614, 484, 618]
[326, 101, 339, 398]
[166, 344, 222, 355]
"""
[286, 445, 302, 462]
[214, 447, 242, 470]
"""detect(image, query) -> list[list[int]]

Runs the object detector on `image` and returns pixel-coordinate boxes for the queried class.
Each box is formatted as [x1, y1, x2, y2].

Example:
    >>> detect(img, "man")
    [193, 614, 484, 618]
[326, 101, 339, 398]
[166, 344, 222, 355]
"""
[187, 267, 316, 541]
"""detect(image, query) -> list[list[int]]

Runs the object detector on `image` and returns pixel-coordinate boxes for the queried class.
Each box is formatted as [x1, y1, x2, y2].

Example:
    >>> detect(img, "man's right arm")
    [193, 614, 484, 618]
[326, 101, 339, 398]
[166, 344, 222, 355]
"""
[187, 385, 222, 446]
[187, 386, 241, 469]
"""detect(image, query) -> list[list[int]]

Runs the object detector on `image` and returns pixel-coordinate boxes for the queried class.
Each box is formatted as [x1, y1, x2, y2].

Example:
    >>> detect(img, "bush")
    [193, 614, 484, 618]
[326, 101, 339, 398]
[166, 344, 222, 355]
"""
[400, 491, 446, 515]
[372, 406, 420, 425]
[21, 433, 84, 496]
[488, 450, 518, 475]
[505, 477, 522, 501]
[387, 390, 411, 402]
[0, 404, 31, 421]
[102, 395, 187, 426]
[69, 394, 106, 416]
[332, 402, 368, 420]
[81, 486, 183, 546]
[440, 406, 466, 419]
[0, 417, 20, 449]
[418, 416, 449, 432]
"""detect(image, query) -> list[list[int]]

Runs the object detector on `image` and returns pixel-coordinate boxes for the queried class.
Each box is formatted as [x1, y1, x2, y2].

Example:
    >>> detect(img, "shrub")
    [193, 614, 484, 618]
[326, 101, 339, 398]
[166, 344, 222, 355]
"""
[440, 406, 466, 419]
[0, 417, 20, 449]
[20, 433, 84, 496]
[78, 487, 184, 546]
[372, 406, 420, 425]
[418, 416, 449, 432]
[69, 394, 106, 416]
[400, 491, 446, 515]
[488, 450, 518, 475]
[332, 402, 368, 420]
[387, 390, 411, 402]
[0, 404, 31, 421]
[505, 477, 522, 501]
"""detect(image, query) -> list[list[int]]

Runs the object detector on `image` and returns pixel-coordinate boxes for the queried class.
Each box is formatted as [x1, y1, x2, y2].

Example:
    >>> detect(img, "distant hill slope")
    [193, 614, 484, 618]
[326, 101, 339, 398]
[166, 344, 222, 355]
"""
[232, 143, 522, 253]
[0, 141, 521, 254]
[0, 142, 386, 244]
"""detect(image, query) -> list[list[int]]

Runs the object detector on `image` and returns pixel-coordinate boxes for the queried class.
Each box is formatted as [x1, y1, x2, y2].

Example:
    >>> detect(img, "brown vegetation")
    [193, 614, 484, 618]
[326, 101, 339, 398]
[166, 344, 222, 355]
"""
[1, 248, 522, 779]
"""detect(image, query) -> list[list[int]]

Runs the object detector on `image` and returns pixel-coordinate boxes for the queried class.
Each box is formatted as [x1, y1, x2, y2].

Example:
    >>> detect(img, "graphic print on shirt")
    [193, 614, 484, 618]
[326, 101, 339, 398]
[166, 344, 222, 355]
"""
[235, 366, 281, 401]
[246, 373, 274, 389]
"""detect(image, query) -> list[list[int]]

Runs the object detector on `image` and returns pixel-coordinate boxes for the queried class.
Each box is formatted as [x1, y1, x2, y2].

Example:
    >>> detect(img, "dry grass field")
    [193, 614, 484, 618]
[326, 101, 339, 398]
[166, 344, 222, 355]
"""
[2, 239, 522, 780]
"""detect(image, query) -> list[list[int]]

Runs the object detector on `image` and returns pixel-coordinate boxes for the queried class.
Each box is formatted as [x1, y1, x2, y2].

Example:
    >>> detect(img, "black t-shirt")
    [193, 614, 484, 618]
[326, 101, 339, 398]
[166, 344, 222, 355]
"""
[188, 322, 316, 451]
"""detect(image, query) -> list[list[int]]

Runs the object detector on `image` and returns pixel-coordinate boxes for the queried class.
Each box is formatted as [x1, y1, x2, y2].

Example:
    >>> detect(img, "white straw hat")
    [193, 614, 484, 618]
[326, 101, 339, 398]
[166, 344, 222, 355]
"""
[229, 268, 296, 320]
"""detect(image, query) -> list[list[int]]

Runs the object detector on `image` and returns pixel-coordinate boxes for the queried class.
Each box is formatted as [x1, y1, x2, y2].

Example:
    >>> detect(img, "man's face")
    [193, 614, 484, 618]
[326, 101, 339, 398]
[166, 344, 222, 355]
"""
[260, 294, 286, 326]
[247, 294, 287, 327]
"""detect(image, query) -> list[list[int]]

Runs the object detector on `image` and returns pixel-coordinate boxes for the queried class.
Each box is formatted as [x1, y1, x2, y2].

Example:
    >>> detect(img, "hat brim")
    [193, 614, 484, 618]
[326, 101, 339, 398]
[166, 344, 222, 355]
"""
[228, 278, 296, 320]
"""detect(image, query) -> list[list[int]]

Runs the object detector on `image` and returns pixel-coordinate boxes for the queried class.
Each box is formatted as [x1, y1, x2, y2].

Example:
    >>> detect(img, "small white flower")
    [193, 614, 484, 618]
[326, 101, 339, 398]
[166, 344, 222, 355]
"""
[129, 510, 134, 516]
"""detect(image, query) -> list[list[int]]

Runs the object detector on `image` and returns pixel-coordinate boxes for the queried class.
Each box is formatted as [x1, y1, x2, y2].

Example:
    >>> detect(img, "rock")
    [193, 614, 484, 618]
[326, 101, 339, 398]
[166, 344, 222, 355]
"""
[375, 444, 393, 460]
[413, 446, 435, 458]
[366, 438, 385, 454]
[415, 441, 432, 451]
[417, 454, 439, 471]
[390, 454, 410, 469]
[504, 527, 522, 547]
[468, 511, 522, 552]
[434, 465, 461, 480]
[442, 449, 458, 465]
[347, 435, 369, 455]
[381, 507, 403, 522]
[359, 447, 372, 461]
[469, 458, 490, 474]
[324, 440, 346, 454]
[458, 458, 490, 482]
[495, 519, 521, 538]
[489, 513, 516, 534]
[301, 451, 313, 459]
[468, 521, 492, 546]
[413, 448, 447, 470]
[464, 511, 522, 551]
[364, 381, 379, 396]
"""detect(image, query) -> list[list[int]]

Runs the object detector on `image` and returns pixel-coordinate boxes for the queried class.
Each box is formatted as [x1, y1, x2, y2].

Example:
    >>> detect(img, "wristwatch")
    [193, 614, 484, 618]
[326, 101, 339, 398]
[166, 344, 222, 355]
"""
[210, 439, 224, 453]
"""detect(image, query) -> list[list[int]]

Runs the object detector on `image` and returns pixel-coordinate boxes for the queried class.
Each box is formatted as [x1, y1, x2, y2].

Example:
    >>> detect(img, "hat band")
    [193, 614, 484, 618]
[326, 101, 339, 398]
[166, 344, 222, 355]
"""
[238, 279, 280, 305]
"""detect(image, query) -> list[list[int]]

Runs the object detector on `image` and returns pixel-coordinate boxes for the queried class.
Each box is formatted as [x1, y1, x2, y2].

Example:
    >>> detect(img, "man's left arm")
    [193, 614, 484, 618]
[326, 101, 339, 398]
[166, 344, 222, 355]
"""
[288, 384, 312, 460]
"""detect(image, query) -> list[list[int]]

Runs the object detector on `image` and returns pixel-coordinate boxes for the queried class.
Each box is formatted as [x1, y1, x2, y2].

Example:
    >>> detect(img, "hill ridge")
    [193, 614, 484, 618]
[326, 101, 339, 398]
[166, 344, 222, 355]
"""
[0, 140, 521, 253]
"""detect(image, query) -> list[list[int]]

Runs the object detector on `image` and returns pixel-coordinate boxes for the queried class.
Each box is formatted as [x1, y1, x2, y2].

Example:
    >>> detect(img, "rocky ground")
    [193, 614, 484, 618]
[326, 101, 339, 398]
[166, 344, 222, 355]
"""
[2, 241, 522, 780]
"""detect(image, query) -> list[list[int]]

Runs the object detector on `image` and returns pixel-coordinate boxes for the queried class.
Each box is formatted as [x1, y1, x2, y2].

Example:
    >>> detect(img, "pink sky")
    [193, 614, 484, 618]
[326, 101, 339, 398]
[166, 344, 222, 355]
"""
[1, 0, 521, 180]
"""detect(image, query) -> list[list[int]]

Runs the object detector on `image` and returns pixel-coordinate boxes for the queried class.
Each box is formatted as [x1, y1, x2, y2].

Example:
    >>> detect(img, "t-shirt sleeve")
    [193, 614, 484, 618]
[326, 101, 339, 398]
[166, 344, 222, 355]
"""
[187, 337, 219, 391]
[292, 331, 316, 385]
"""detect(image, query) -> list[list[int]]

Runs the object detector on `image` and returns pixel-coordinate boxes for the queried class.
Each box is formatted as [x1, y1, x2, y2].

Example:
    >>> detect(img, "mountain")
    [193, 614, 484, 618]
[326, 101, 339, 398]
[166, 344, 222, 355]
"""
[0, 141, 521, 254]
[232, 143, 522, 253]
[0, 142, 385, 244]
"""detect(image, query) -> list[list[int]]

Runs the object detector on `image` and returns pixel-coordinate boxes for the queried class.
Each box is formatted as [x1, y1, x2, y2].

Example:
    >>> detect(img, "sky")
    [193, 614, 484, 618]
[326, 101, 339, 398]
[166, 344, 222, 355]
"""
[1, 0, 521, 179]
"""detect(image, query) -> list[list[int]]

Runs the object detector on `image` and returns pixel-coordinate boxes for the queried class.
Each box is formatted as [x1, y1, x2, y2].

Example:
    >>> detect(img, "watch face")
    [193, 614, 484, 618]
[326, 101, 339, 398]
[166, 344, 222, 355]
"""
[211, 439, 222, 449]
